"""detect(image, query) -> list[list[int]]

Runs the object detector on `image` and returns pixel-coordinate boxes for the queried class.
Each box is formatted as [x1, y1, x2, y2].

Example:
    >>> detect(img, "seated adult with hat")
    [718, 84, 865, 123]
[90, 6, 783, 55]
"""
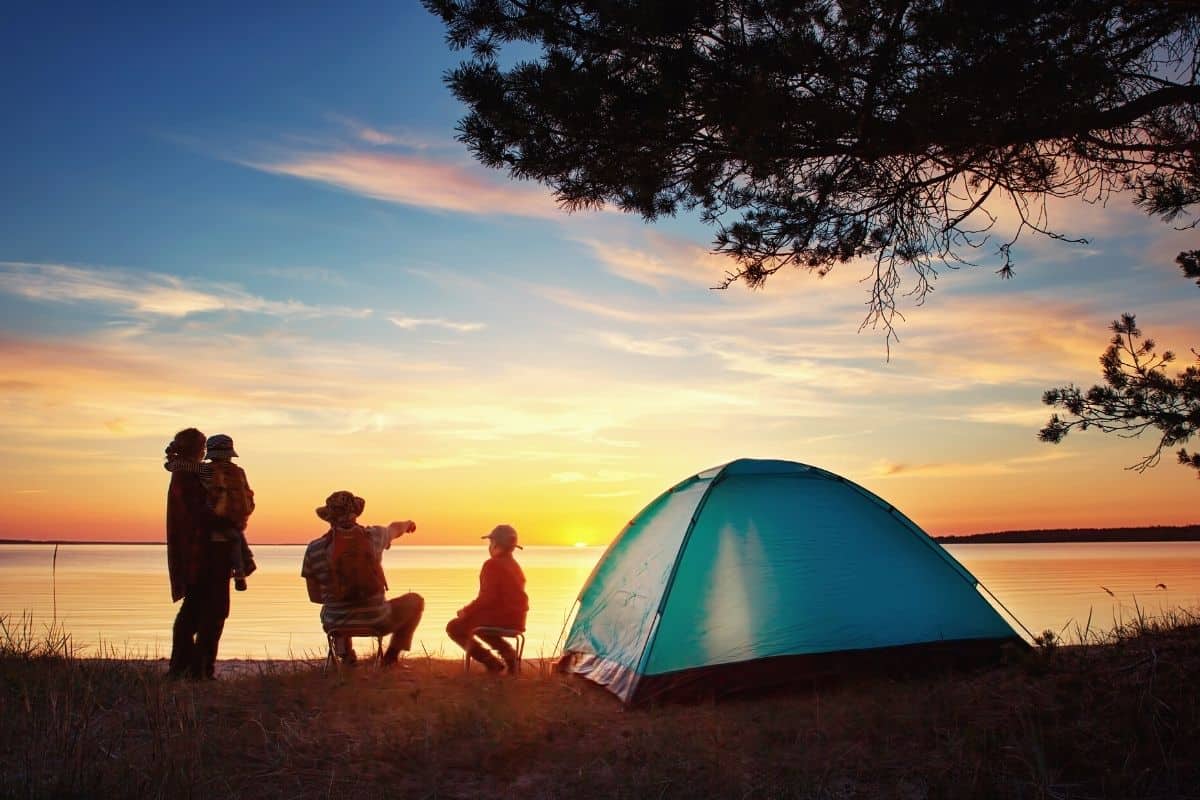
[446, 524, 529, 673]
[301, 490, 423, 666]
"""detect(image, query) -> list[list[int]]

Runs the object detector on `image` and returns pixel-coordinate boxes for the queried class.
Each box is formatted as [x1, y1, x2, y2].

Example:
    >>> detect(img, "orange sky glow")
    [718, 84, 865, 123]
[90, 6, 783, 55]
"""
[1, 9, 1196, 546]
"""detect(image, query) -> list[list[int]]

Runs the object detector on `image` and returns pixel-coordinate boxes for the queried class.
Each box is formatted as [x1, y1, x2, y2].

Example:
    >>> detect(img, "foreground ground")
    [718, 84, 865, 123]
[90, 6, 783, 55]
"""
[1, 616, 1197, 800]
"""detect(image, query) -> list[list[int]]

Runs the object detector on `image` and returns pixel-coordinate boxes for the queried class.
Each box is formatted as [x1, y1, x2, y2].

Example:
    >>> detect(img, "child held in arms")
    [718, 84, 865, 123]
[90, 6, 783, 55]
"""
[446, 524, 529, 673]
[165, 434, 257, 590]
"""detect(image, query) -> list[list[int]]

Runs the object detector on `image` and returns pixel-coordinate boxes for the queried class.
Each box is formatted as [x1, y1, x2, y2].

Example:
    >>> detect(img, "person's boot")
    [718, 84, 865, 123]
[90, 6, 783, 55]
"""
[167, 647, 192, 680]
[468, 644, 504, 673]
[199, 648, 218, 680]
[381, 643, 408, 669]
[334, 637, 358, 667]
[495, 644, 519, 674]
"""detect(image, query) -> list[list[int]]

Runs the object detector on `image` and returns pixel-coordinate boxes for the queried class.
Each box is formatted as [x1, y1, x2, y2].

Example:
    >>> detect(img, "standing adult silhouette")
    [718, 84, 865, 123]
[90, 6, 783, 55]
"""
[164, 427, 231, 679]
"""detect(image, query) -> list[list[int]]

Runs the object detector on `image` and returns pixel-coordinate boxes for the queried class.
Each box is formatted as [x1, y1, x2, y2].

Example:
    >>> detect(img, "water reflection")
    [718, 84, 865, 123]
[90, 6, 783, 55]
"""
[0, 542, 1197, 660]
[0, 545, 602, 661]
[949, 542, 1200, 639]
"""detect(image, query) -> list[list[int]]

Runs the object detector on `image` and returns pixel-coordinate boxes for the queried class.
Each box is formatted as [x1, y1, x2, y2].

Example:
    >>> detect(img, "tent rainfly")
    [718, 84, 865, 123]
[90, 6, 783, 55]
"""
[559, 459, 1026, 704]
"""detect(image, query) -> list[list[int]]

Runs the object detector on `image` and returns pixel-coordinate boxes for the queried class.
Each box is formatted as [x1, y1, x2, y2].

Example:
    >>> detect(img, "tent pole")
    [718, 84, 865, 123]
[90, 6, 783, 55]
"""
[978, 583, 1037, 643]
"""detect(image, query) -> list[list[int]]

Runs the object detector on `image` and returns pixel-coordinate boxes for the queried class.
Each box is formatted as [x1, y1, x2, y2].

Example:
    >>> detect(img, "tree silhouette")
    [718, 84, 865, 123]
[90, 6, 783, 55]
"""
[424, 0, 1199, 336]
[1040, 306, 1200, 478]
[1181, 249, 1200, 288]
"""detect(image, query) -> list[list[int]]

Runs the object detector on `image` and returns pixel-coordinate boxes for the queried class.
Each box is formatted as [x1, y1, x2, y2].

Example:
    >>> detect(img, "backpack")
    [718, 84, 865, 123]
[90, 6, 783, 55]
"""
[208, 461, 255, 527]
[329, 526, 388, 603]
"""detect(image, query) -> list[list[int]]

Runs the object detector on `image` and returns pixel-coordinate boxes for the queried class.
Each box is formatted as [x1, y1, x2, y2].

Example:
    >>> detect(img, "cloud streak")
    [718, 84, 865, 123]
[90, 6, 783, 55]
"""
[550, 469, 650, 484]
[325, 114, 447, 151]
[247, 151, 566, 218]
[576, 236, 730, 290]
[589, 331, 692, 358]
[0, 262, 371, 320]
[388, 316, 486, 333]
[357, 126, 400, 146]
[870, 450, 1075, 479]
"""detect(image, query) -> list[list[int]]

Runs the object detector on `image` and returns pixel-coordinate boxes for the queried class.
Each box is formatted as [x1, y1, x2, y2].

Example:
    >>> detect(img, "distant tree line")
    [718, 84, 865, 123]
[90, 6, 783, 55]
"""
[935, 525, 1200, 544]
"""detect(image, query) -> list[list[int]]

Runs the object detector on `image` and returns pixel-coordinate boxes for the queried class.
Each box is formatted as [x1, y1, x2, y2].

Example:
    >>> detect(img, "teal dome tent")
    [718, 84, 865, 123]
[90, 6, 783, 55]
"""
[559, 459, 1027, 704]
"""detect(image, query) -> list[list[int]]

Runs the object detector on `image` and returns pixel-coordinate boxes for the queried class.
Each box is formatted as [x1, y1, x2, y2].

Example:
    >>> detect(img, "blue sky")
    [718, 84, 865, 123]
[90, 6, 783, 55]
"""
[1, 2, 1196, 544]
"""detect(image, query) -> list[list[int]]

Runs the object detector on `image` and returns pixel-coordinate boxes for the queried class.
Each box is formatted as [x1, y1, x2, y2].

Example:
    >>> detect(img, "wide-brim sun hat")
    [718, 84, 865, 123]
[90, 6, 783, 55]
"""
[316, 490, 366, 523]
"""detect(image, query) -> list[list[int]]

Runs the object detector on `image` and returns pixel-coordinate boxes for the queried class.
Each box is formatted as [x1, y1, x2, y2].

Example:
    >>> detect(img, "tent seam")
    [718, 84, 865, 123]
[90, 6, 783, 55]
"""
[628, 462, 730, 700]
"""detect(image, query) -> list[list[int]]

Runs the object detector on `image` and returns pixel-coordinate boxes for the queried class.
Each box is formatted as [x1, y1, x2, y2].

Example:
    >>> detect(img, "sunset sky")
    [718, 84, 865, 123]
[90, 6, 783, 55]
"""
[1, 2, 1196, 546]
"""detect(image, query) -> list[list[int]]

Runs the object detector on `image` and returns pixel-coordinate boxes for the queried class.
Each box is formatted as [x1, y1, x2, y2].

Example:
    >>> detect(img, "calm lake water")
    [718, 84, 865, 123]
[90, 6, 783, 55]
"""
[0, 542, 1197, 661]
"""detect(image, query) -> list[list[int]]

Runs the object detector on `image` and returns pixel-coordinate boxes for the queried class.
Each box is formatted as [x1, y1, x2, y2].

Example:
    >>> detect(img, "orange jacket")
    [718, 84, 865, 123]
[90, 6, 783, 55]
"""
[459, 553, 528, 631]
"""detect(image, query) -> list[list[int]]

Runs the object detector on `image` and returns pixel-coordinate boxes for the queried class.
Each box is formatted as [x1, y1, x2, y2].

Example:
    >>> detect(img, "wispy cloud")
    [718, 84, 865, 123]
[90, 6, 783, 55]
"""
[957, 403, 1059, 427]
[546, 269, 1148, 430]
[967, 190, 1152, 254]
[590, 331, 692, 357]
[389, 455, 490, 470]
[578, 228, 920, 295]
[550, 469, 650, 484]
[698, 337, 883, 391]
[576, 236, 729, 290]
[388, 316, 486, 333]
[537, 287, 661, 324]
[0, 327, 461, 430]
[325, 114, 445, 151]
[357, 126, 400, 146]
[246, 151, 566, 218]
[537, 285, 820, 327]
[0, 262, 371, 319]
[0, 330, 755, 457]
[870, 450, 1075, 479]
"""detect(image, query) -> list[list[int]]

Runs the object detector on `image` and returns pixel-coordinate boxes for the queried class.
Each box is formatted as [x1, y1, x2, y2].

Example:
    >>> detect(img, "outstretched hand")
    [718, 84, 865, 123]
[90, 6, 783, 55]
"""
[389, 520, 417, 537]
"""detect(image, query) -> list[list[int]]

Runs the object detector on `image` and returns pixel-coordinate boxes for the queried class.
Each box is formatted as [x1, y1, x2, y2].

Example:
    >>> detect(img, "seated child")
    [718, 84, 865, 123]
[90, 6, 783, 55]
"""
[446, 524, 529, 673]
[165, 433, 256, 590]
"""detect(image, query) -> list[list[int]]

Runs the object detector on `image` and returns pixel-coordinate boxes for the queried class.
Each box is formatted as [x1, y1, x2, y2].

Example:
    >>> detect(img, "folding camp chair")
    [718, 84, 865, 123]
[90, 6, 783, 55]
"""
[463, 627, 526, 674]
[324, 626, 383, 673]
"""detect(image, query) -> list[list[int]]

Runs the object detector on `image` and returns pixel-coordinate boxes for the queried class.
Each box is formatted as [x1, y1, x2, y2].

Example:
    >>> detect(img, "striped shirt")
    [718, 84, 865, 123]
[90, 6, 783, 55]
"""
[301, 525, 396, 632]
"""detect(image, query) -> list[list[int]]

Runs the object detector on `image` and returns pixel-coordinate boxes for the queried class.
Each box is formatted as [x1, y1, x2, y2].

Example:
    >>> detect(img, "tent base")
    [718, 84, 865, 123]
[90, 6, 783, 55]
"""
[564, 636, 1028, 707]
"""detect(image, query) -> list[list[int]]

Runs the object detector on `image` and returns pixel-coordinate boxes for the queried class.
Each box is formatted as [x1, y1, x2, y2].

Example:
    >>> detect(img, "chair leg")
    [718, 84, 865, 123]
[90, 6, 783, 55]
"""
[324, 634, 336, 675]
[325, 633, 369, 673]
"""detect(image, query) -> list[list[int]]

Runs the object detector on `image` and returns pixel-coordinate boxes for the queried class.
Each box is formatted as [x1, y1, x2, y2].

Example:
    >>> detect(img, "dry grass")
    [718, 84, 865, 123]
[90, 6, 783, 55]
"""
[1, 610, 1198, 800]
